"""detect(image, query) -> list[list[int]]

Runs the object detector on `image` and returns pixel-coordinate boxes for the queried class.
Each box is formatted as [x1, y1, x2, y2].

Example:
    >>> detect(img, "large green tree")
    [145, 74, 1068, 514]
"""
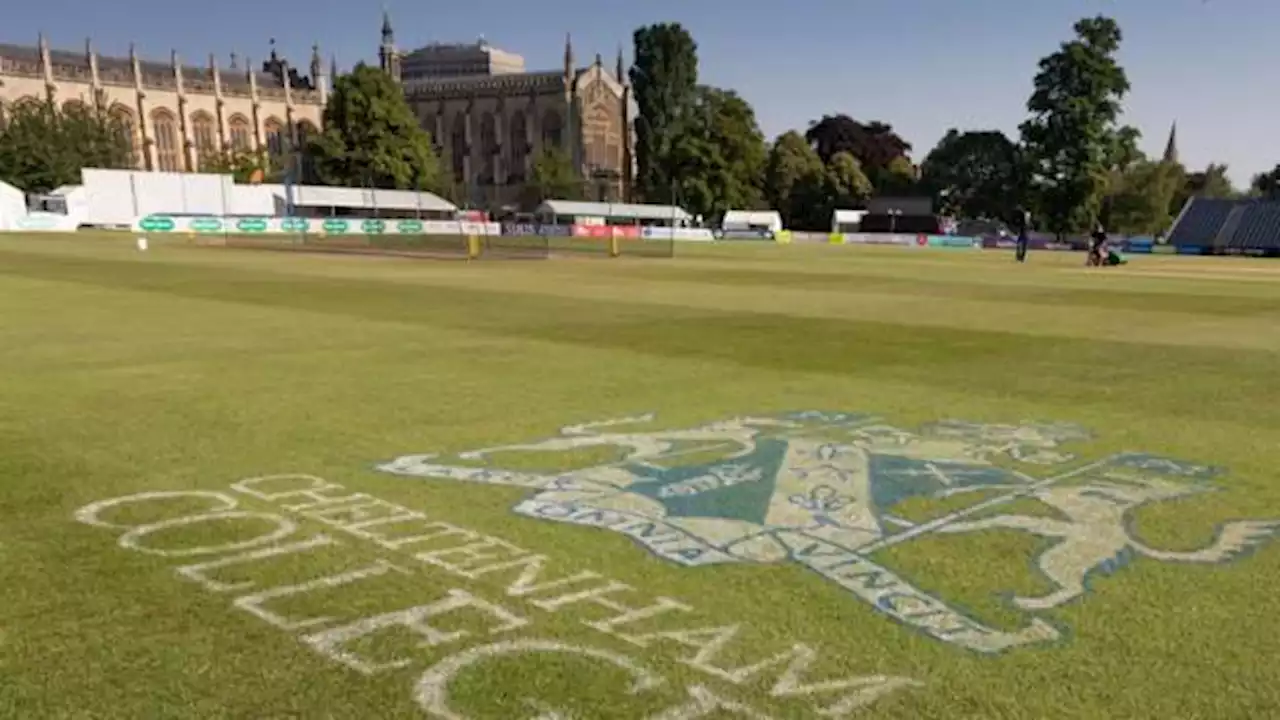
[521, 146, 585, 207]
[826, 151, 873, 209]
[1104, 160, 1183, 234]
[631, 23, 699, 205]
[764, 131, 824, 229]
[670, 86, 768, 221]
[1020, 15, 1130, 234]
[0, 99, 133, 193]
[804, 115, 912, 191]
[307, 63, 441, 191]
[920, 129, 1022, 221]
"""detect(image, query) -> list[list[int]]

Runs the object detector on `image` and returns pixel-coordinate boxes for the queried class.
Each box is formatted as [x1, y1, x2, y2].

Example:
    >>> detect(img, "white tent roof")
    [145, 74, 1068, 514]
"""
[263, 184, 457, 213]
[536, 199, 691, 222]
[722, 210, 782, 227]
[833, 209, 867, 222]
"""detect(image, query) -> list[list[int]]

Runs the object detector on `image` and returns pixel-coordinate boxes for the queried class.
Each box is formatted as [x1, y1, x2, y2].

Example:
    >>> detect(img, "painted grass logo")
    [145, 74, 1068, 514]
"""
[379, 411, 1280, 653]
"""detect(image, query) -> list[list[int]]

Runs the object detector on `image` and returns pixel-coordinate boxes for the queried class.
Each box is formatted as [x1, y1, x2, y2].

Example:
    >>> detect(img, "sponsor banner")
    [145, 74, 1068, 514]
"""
[1151, 244, 1178, 255]
[1215, 247, 1275, 257]
[1177, 245, 1205, 256]
[786, 231, 832, 244]
[502, 223, 573, 237]
[719, 229, 775, 240]
[843, 233, 915, 246]
[236, 217, 270, 233]
[10, 213, 80, 232]
[640, 226, 715, 242]
[925, 235, 980, 249]
[574, 224, 646, 239]
[133, 214, 500, 236]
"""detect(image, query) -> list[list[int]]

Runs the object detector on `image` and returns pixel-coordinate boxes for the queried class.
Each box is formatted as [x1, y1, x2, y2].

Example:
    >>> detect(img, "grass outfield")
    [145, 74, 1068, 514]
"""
[1, 234, 1278, 719]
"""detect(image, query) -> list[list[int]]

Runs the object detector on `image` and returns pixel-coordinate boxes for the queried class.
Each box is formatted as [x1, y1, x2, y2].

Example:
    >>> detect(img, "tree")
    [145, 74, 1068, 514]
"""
[803, 115, 912, 189]
[0, 99, 133, 193]
[763, 131, 829, 230]
[1104, 160, 1183, 234]
[1107, 125, 1144, 172]
[1170, 163, 1235, 216]
[670, 86, 767, 221]
[880, 156, 919, 195]
[825, 151, 873, 209]
[199, 147, 280, 184]
[307, 63, 441, 191]
[521, 146, 584, 207]
[920, 129, 1022, 220]
[1020, 16, 1130, 235]
[1250, 164, 1280, 199]
[631, 23, 699, 205]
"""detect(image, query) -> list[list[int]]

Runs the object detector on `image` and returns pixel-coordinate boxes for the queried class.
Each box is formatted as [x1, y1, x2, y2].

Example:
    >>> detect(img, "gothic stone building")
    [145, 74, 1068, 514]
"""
[0, 35, 326, 174]
[379, 14, 633, 208]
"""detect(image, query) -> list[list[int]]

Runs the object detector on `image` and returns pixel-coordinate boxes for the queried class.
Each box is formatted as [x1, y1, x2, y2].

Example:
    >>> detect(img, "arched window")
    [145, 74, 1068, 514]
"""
[508, 110, 528, 182]
[191, 112, 215, 168]
[228, 114, 251, 151]
[479, 112, 496, 184]
[295, 121, 318, 182]
[151, 108, 180, 171]
[295, 121, 317, 149]
[450, 114, 467, 183]
[264, 117, 285, 158]
[109, 104, 139, 168]
[541, 110, 562, 148]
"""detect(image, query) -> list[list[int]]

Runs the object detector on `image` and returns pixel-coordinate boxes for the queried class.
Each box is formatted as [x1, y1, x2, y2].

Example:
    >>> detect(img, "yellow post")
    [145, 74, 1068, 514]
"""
[609, 233, 621, 258]
[467, 234, 481, 260]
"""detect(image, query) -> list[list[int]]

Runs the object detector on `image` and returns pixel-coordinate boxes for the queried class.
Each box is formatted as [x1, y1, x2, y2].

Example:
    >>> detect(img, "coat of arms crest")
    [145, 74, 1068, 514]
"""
[378, 412, 1277, 652]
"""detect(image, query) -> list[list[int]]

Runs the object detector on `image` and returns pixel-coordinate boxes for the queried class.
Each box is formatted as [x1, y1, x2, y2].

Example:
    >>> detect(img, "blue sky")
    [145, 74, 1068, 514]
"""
[6, 0, 1273, 185]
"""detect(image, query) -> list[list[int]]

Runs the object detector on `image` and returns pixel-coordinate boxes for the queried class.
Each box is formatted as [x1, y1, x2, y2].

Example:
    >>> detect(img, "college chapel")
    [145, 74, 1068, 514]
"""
[380, 13, 633, 207]
[0, 36, 326, 174]
[0, 12, 633, 208]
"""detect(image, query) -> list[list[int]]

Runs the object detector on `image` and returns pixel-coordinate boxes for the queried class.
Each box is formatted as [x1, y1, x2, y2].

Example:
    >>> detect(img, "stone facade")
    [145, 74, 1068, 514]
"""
[0, 36, 326, 174]
[380, 14, 632, 208]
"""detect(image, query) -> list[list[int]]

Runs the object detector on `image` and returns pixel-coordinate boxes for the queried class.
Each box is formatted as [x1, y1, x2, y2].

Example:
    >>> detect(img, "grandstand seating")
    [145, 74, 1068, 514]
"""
[1166, 198, 1235, 248]
[1166, 197, 1280, 252]
[1228, 202, 1280, 250]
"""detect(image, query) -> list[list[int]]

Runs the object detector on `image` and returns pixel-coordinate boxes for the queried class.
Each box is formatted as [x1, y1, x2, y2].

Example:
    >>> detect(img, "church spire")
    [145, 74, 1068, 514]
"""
[563, 32, 574, 80]
[616, 44, 625, 84]
[381, 8, 394, 43]
[1163, 122, 1179, 164]
[379, 8, 400, 82]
